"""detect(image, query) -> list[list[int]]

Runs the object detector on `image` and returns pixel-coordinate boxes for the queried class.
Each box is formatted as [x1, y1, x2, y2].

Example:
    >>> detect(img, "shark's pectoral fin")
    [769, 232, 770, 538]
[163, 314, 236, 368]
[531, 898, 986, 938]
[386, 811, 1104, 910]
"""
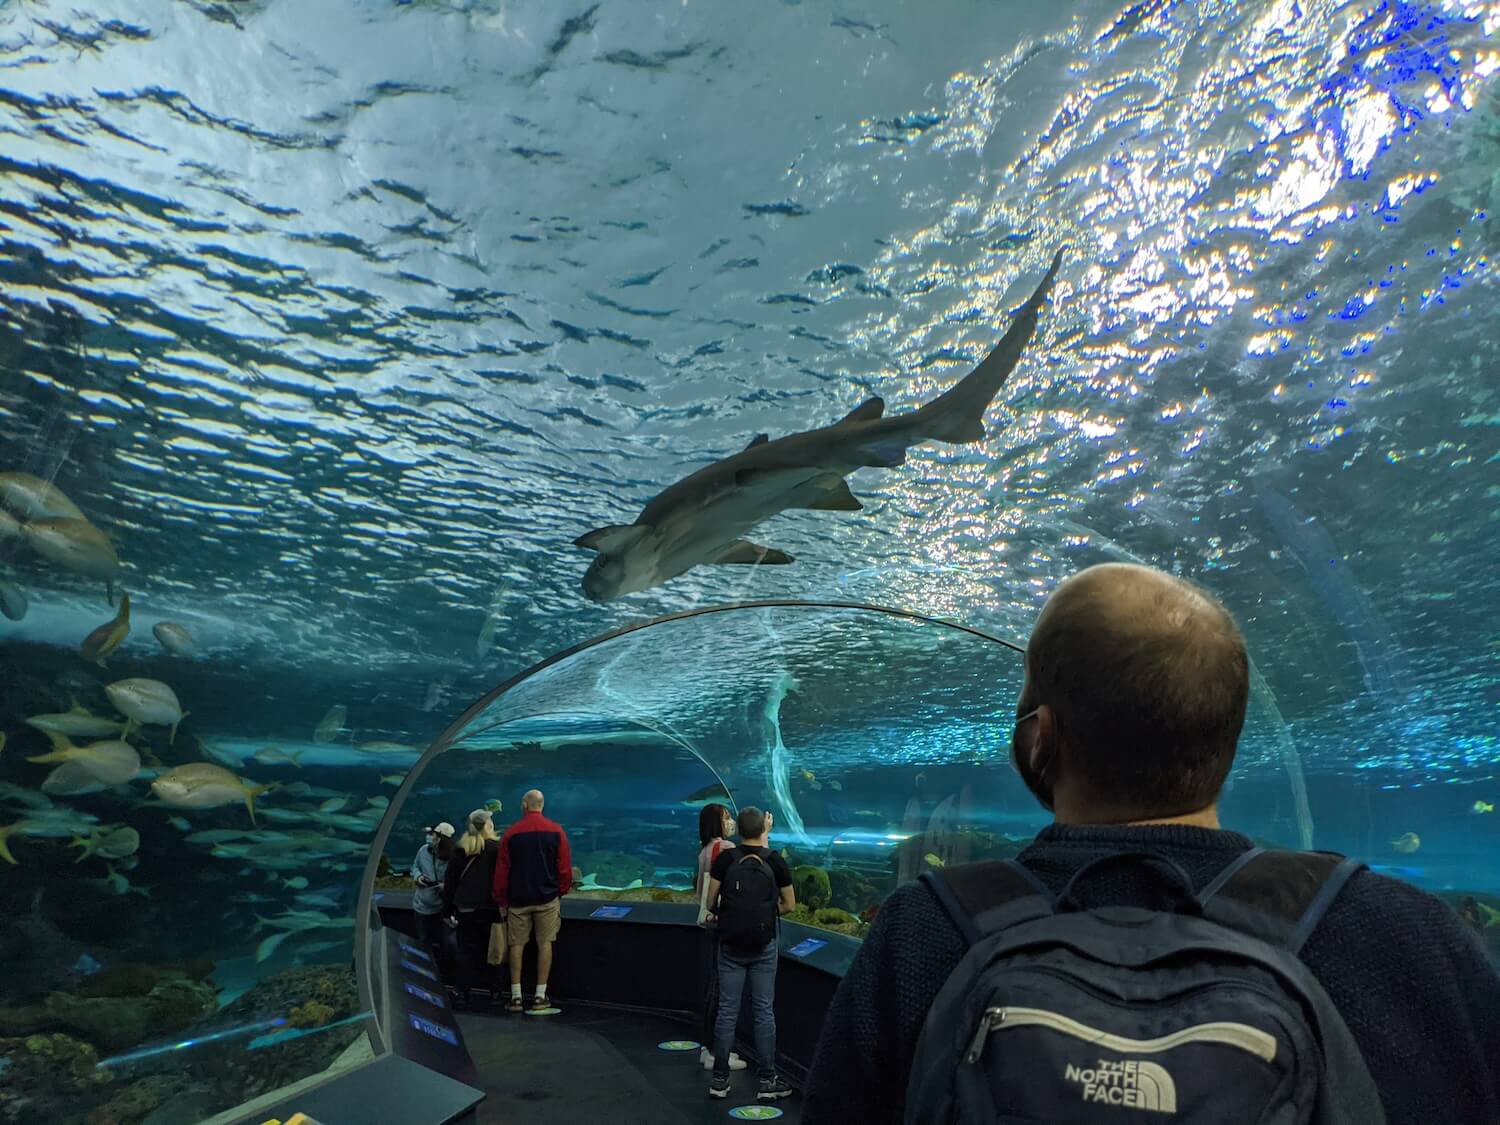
[574, 524, 650, 554]
[791, 473, 862, 512]
[743, 433, 770, 450]
[710, 540, 795, 566]
[836, 397, 885, 426]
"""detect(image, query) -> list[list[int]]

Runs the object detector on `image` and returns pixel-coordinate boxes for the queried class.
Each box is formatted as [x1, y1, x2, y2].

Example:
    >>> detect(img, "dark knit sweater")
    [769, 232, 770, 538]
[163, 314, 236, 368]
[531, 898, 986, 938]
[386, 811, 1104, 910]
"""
[803, 824, 1500, 1124]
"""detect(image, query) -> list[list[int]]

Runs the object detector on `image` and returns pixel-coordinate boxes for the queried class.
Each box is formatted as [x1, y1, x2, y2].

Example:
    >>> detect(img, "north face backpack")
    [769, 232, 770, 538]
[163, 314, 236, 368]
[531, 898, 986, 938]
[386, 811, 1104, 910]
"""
[716, 850, 780, 950]
[904, 849, 1387, 1125]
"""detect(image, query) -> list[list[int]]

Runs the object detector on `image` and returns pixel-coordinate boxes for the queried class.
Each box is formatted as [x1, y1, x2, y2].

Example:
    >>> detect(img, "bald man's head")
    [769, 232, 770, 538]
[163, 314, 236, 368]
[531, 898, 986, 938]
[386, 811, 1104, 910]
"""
[1022, 563, 1249, 819]
[523, 789, 544, 811]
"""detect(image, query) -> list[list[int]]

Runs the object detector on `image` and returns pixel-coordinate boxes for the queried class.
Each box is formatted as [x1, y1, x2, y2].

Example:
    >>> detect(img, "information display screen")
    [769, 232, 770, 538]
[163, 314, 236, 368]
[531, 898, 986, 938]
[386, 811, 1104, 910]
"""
[408, 1014, 460, 1046]
[787, 937, 828, 958]
[404, 981, 447, 1008]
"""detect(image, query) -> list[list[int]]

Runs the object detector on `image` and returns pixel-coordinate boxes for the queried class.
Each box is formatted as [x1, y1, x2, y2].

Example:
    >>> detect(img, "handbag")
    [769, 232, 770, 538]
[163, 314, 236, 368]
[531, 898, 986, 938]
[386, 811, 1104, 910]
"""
[487, 918, 509, 965]
[449, 852, 480, 915]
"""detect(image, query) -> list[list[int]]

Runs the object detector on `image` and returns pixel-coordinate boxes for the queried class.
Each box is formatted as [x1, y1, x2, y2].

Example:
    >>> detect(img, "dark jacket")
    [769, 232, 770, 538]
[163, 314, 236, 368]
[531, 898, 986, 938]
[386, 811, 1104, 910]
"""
[442, 838, 499, 914]
[495, 810, 572, 909]
[803, 823, 1500, 1125]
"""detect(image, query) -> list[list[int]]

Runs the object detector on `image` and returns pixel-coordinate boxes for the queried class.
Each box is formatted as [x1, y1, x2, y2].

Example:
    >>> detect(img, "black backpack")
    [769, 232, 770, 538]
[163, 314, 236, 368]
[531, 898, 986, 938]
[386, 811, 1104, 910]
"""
[905, 849, 1386, 1125]
[716, 850, 780, 951]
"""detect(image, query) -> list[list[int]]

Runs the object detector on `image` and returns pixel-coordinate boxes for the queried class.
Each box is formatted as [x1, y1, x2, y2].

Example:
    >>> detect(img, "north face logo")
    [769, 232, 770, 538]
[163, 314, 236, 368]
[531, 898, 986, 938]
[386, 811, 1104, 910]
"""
[1064, 1059, 1177, 1112]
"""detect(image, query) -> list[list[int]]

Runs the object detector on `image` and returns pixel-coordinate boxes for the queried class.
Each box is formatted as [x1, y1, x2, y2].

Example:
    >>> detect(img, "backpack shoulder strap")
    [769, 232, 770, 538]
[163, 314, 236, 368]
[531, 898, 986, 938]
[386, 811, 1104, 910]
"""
[1198, 848, 1365, 954]
[922, 860, 1056, 947]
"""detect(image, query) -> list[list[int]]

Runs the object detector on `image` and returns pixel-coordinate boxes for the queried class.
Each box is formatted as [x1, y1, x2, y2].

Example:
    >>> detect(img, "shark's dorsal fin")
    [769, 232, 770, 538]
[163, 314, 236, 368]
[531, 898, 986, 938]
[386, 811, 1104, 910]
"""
[743, 433, 769, 451]
[573, 524, 649, 554]
[836, 397, 885, 426]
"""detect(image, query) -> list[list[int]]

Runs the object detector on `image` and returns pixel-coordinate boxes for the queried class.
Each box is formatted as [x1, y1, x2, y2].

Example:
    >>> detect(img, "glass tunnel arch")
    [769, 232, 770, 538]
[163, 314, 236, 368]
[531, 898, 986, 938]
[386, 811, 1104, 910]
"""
[353, 597, 1315, 1036]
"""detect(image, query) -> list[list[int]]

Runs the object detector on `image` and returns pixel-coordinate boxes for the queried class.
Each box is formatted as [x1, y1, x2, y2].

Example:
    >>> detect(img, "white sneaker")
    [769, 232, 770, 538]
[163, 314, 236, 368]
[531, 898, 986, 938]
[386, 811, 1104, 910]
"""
[699, 1047, 747, 1071]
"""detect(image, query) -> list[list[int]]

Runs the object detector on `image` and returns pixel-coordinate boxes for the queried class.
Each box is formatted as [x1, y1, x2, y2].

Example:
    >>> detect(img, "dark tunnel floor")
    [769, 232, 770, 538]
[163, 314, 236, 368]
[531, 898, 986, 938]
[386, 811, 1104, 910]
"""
[458, 1003, 805, 1125]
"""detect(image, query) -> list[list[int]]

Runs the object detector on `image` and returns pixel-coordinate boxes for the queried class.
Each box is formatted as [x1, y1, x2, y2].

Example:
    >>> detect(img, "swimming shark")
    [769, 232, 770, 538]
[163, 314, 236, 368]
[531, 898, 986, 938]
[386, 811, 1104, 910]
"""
[575, 248, 1065, 600]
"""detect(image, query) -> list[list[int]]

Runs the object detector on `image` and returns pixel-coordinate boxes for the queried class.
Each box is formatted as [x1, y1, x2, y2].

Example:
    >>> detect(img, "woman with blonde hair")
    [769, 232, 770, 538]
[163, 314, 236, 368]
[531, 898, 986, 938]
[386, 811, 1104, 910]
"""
[442, 807, 502, 1007]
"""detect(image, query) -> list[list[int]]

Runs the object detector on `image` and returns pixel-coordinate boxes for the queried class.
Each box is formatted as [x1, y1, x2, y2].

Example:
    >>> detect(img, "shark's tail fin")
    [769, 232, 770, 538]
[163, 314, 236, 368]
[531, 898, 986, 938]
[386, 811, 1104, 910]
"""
[915, 247, 1065, 445]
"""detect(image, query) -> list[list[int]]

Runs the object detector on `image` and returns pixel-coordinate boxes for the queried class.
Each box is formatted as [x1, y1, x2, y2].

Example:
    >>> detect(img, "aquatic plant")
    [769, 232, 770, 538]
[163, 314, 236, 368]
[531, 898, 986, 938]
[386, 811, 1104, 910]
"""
[792, 865, 831, 910]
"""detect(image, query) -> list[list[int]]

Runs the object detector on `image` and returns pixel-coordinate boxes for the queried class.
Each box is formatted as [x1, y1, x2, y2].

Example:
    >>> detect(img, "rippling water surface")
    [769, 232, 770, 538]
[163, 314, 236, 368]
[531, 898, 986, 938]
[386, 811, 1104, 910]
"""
[0, 0, 1497, 1112]
[1, 0, 1494, 710]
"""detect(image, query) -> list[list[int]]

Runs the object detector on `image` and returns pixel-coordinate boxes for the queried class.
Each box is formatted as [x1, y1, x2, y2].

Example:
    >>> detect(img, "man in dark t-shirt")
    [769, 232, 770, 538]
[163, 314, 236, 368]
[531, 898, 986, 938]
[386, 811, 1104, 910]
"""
[803, 563, 1500, 1124]
[706, 806, 796, 1104]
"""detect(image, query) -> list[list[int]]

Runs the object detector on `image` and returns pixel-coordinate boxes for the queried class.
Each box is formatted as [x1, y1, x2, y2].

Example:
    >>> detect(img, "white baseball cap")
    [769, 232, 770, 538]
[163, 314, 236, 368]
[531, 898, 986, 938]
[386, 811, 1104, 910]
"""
[426, 822, 455, 838]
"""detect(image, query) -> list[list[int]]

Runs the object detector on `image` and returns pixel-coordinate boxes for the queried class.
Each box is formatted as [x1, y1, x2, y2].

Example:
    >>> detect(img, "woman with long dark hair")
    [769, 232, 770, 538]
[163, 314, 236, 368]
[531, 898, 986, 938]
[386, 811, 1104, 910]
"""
[695, 803, 746, 1072]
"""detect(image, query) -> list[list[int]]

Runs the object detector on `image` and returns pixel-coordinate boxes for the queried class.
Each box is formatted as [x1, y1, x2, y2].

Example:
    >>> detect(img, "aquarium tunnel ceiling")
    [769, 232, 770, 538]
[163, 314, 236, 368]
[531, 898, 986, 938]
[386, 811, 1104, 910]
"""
[381, 603, 1312, 858]
[1, 0, 1497, 779]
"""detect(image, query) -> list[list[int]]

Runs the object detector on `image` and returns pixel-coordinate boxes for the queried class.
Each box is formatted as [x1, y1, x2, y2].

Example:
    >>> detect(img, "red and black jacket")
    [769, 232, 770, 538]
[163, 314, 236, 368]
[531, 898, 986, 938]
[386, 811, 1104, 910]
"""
[494, 810, 573, 908]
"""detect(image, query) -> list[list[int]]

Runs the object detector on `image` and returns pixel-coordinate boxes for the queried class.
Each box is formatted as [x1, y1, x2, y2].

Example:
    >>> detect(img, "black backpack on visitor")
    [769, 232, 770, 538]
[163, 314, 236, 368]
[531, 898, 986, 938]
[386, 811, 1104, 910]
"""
[904, 849, 1387, 1125]
[716, 850, 780, 951]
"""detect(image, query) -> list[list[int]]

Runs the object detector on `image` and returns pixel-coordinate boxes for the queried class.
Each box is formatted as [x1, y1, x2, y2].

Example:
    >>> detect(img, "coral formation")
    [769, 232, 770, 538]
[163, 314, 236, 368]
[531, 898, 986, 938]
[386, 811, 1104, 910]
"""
[786, 903, 869, 939]
[0, 1032, 109, 1122]
[813, 907, 857, 926]
[288, 1000, 336, 1029]
[79, 963, 166, 998]
[0, 969, 216, 1051]
[827, 866, 884, 914]
[199, 965, 362, 1106]
[82, 1073, 198, 1125]
[792, 865, 831, 910]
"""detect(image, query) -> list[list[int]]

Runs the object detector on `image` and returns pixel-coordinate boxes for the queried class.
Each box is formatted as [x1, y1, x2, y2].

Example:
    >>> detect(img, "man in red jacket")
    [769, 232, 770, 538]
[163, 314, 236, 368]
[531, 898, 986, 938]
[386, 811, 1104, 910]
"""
[494, 788, 573, 1012]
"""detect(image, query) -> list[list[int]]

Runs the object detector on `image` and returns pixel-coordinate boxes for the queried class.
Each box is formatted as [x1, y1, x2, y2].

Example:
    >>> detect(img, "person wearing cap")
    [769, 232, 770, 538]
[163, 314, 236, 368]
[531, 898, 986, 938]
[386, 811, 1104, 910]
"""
[443, 807, 502, 1007]
[411, 822, 455, 970]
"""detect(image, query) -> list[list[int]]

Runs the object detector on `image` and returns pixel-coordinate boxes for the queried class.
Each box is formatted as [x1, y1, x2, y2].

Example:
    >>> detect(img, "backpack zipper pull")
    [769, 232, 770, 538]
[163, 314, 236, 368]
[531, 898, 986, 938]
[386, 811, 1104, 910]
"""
[965, 1007, 1004, 1064]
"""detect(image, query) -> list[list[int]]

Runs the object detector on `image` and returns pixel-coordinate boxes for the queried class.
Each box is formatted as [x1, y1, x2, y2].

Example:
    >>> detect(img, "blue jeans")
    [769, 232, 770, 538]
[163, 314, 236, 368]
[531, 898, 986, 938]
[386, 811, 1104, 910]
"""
[713, 939, 777, 1080]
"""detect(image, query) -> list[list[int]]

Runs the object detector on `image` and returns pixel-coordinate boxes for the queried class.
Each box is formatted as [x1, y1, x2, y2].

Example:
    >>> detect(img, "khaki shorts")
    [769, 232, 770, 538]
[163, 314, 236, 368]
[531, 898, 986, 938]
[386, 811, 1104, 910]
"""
[506, 898, 561, 945]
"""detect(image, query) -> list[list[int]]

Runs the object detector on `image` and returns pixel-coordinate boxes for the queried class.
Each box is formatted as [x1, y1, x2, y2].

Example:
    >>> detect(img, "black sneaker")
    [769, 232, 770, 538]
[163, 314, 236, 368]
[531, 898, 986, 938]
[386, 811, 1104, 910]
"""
[757, 1076, 793, 1102]
[708, 1076, 731, 1099]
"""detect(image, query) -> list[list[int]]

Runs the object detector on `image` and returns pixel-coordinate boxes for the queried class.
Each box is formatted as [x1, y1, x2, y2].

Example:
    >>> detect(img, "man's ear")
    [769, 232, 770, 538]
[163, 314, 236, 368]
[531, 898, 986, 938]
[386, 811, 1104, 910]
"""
[1031, 704, 1059, 766]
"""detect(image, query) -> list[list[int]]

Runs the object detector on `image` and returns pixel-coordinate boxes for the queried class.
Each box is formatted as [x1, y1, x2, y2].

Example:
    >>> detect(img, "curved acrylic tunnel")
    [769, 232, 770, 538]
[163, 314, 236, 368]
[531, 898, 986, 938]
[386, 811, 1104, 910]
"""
[356, 599, 1314, 1031]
